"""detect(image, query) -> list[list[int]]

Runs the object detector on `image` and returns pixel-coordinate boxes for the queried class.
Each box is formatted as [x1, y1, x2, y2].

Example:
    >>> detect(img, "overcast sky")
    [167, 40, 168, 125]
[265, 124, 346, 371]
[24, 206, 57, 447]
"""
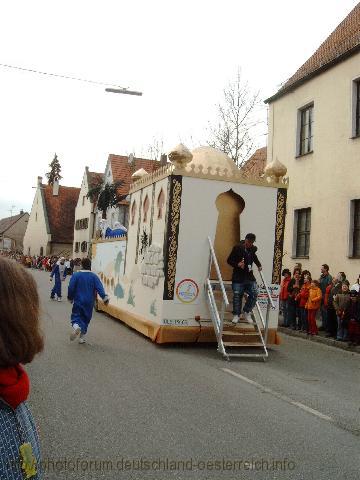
[0, 0, 358, 218]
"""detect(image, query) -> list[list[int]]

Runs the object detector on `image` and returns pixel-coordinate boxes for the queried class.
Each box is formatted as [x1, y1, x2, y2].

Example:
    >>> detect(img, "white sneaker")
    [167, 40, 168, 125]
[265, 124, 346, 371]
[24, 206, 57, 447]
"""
[243, 312, 253, 324]
[232, 315, 240, 324]
[70, 324, 81, 341]
[57, 297, 62, 302]
[78, 336, 86, 345]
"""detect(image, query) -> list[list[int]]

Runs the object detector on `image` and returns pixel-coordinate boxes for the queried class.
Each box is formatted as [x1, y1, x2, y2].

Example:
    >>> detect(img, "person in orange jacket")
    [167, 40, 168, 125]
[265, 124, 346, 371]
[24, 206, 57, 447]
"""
[296, 275, 311, 331]
[305, 279, 322, 335]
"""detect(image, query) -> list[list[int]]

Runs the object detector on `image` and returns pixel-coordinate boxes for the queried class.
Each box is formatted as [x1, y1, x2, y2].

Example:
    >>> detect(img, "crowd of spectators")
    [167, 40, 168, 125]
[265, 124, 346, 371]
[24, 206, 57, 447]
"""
[0, 250, 82, 275]
[280, 263, 360, 346]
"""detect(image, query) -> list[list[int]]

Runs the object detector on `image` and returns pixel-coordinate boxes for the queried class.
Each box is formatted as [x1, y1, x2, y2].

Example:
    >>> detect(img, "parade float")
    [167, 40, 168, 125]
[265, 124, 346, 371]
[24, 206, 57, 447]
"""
[91, 145, 288, 350]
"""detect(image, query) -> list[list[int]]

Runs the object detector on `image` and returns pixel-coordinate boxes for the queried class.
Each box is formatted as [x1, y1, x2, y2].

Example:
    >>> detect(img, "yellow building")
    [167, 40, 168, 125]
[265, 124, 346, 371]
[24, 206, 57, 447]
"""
[265, 3, 360, 282]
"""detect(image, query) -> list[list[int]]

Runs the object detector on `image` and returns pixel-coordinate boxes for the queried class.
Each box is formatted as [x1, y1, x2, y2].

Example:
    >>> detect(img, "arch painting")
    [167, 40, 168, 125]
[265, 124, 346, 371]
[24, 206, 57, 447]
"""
[211, 189, 245, 281]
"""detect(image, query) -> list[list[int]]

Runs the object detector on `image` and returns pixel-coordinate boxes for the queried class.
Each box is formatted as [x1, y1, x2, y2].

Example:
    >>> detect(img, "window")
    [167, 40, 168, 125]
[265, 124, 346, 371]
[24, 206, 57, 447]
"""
[82, 196, 86, 206]
[354, 80, 360, 138]
[157, 189, 165, 219]
[298, 104, 314, 155]
[35, 212, 38, 221]
[131, 201, 136, 225]
[295, 208, 311, 257]
[81, 241, 87, 253]
[74, 242, 80, 253]
[351, 200, 360, 257]
[75, 218, 89, 230]
[143, 195, 150, 223]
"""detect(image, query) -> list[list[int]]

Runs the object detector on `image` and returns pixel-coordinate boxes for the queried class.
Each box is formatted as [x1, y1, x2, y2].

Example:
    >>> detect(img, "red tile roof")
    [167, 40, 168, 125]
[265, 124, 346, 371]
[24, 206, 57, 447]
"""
[87, 171, 104, 189]
[241, 147, 267, 178]
[266, 3, 360, 103]
[109, 154, 161, 198]
[0, 212, 28, 235]
[43, 185, 80, 243]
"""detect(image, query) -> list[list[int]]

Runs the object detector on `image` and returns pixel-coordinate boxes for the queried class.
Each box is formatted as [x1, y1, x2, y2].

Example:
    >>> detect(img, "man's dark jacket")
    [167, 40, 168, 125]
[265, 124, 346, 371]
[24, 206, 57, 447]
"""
[227, 240, 261, 283]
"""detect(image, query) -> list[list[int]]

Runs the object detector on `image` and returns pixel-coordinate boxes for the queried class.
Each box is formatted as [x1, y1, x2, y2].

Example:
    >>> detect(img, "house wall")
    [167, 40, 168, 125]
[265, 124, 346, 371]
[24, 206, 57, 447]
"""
[23, 188, 50, 256]
[4, 214, 29, 250]
[73, 171, 95, 258]
[268, 52, 360, 281]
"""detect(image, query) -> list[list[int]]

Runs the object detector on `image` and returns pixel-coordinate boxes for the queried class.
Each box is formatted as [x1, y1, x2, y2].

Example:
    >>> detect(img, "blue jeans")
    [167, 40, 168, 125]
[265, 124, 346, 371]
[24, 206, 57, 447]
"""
[337, 316, 348, 341]
[321, 305, 328, 330]
[281, 299, 290, 327]
[288, 303, 301, 328]
[232, 281, 258, 315]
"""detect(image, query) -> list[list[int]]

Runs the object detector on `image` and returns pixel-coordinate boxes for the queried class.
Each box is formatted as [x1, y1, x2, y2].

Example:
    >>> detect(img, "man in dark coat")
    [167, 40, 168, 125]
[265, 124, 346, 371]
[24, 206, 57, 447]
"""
[227, 233, 262, 324]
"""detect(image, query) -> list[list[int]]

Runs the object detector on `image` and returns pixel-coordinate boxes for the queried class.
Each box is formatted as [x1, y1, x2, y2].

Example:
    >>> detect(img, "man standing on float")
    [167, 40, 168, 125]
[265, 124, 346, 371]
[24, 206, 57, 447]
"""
[227, 233, 262, 324]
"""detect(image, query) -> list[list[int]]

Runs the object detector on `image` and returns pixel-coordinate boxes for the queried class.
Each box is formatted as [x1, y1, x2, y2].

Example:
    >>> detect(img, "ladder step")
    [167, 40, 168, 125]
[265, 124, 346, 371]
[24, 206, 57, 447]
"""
[223, 342, 264, 347]
[222, 331, 260, 337]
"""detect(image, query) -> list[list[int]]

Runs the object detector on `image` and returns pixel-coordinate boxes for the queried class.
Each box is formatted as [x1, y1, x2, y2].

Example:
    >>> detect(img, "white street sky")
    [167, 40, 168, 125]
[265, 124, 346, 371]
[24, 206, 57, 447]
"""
[0, 0, 358, 218]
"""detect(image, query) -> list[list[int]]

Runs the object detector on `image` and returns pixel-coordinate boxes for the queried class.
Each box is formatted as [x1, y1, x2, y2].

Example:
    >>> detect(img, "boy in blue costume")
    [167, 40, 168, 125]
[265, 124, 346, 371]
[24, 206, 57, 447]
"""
[67, 257, 109, 344]
[50, 257, 67, 301]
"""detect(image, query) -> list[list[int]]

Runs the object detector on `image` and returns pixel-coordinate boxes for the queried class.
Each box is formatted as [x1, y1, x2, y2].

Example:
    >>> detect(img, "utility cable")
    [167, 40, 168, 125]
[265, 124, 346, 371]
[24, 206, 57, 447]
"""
[0, 62, 128, 89]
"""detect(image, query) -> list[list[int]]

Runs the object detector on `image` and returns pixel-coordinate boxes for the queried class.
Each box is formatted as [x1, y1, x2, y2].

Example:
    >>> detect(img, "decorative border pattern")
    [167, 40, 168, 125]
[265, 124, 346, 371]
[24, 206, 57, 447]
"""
[272, 188, 287, 284]
[135, 189, 143, 264]
[149, 182, 156, 246]
[163, 176, 182, 300]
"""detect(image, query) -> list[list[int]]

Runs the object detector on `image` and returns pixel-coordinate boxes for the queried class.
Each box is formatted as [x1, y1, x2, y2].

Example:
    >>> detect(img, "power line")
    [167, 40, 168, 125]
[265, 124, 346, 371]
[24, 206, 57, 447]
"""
[0, 62, 129, 90]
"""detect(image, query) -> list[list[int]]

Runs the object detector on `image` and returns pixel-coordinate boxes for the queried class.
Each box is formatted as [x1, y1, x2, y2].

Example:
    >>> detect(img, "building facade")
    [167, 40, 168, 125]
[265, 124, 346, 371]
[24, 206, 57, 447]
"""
[266, 3, 360, 281]
[73, 167, 103, 258]
[95, 154, 162, 231]
[23, 177, 80, 257]
[0, 211, 29, 251]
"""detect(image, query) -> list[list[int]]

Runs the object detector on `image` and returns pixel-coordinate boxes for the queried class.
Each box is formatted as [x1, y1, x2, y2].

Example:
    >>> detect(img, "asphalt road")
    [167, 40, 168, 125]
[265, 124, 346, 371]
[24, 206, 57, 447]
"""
[27, 269, 360, 480]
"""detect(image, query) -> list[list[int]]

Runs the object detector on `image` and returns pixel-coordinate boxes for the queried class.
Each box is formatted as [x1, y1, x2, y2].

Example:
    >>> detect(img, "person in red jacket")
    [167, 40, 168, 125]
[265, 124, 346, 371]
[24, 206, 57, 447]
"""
[279, 268, 291, 327]
[296, 275, 311, 331]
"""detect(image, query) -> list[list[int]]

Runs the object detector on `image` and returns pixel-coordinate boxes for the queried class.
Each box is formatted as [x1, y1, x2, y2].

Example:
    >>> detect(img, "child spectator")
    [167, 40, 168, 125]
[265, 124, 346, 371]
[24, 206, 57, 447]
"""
[343, 290, 360, 346]
[287, 268, 301, 329]
[306, 279, 322, 335]
[296, 274, 311, 332]
[0, 257, 44, 480]
[280, 268, 291, 327]
[333, 282, 351, 341]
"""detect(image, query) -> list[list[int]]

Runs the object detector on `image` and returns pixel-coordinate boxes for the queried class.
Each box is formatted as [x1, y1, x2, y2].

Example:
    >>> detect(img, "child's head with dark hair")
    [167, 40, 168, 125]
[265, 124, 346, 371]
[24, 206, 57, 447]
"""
[311, 279, 320, 288]
[81, 257, 91, 270]
[0, 258, 44, 367]
[282, 268, 291, 277]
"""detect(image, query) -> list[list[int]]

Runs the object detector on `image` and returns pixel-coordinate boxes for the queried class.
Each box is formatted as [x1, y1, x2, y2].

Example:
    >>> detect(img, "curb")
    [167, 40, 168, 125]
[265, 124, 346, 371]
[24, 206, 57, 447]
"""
[278, 326, 360, 354]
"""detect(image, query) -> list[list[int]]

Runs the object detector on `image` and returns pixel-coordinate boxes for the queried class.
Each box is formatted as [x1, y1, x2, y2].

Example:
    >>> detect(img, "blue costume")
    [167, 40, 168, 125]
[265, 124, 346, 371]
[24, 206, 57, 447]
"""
[67, 271, 107, 334]
[50, 262, 67, 299]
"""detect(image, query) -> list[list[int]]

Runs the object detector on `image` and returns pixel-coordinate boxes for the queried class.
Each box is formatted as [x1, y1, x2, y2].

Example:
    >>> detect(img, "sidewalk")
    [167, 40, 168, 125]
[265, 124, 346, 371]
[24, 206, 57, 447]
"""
[278, 324, 360, 354]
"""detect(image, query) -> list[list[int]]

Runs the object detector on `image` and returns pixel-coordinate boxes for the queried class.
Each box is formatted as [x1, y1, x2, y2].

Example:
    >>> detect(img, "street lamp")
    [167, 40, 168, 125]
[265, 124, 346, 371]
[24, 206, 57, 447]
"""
[105, 87, 142, 96]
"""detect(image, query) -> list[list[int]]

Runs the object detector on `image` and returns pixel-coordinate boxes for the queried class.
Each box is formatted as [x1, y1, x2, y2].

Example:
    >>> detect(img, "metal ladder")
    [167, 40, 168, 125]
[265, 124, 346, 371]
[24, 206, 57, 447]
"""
[205, 236, 275, 361]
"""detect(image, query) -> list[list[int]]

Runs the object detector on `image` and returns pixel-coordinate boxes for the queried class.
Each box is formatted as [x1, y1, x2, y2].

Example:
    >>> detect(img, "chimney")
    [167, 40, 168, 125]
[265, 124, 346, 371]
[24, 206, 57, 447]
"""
[160, 154, 168, 166]
[20, 209, 24, 215]
[53, 179, 59, 196]
[37, 176, 43, 187]
[128, 153, 135, 172]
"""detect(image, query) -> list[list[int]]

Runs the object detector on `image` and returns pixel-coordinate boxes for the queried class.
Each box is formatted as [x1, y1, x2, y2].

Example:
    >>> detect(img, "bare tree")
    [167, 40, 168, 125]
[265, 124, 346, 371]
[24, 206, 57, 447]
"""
[207, 70, 262, 168]
[145, 136, 165, 160]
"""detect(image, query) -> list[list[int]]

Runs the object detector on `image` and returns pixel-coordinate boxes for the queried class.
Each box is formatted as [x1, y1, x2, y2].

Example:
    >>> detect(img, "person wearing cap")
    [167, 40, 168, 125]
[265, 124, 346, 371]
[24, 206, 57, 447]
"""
[50, 257, 67, 301]
[227, 233, 262, 324]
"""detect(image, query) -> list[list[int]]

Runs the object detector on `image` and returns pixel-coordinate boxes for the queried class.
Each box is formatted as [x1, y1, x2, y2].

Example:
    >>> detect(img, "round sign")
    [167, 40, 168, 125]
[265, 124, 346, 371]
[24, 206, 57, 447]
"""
[176, 279, 199, 304]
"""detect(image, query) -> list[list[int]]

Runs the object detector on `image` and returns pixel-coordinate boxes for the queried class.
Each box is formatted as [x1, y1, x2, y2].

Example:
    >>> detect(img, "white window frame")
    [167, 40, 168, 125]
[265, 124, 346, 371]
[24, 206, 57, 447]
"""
[351, 77, 360, 138]
[292, 207, 311, 258]
[296, 102, 314, 157]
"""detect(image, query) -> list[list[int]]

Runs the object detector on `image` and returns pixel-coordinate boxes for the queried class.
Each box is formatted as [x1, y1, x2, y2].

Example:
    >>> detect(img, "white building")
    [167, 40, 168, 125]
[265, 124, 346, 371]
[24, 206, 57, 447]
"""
[73, 167, 103, 258]
[95, 154, 161, 230]
[23, 177, 79, 257]
[265, 3, 360, 281]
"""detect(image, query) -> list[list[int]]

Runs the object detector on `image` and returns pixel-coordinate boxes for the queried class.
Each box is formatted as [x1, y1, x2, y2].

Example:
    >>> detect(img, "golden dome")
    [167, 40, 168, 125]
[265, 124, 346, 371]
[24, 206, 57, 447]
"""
[189, 146, 236, 173]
